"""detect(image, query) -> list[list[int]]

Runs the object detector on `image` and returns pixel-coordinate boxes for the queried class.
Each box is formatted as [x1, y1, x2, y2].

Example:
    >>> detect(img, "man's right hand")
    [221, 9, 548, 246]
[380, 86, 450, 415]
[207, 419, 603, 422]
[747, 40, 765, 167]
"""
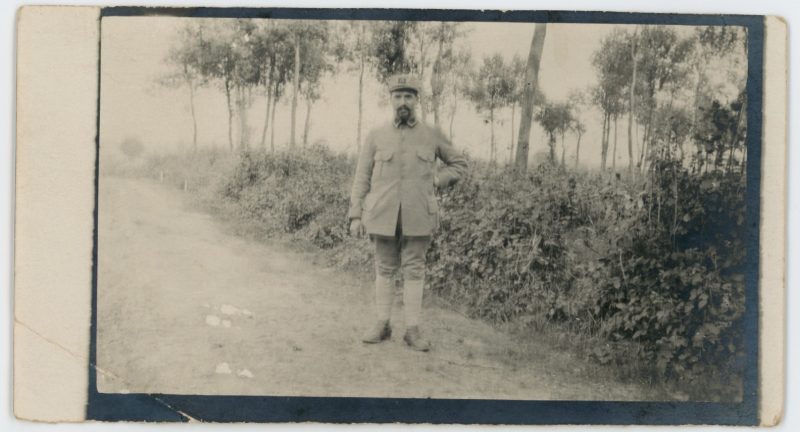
[349, 218, 365, 237]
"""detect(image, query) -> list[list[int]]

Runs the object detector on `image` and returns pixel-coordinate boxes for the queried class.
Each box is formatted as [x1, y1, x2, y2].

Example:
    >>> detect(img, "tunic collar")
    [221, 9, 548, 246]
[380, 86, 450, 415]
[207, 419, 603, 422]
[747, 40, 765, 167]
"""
[393, 115, 418, 128]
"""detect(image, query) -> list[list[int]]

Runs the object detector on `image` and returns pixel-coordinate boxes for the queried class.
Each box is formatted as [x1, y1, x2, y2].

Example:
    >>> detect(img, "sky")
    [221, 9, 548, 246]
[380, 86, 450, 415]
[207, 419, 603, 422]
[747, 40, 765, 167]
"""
[99, 17, 742, 168]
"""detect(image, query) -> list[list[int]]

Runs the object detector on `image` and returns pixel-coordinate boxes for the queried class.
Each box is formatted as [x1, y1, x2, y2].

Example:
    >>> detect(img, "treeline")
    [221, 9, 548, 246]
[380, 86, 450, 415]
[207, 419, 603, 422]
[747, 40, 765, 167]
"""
[161, 20, 747, 177]
[589, 26, 748, 175]
[160, 20, 472, 155]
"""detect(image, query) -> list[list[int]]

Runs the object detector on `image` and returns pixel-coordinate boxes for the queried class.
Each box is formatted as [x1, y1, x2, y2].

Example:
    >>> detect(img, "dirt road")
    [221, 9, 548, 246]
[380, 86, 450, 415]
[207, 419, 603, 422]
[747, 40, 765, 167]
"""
[97, 176, 653, 400]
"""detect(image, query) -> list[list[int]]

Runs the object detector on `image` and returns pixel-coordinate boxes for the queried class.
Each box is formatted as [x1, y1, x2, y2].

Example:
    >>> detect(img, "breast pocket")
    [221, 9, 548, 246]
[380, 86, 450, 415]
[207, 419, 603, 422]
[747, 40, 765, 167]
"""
[415, 148, 435, 178]
[373, 151, 394, 179]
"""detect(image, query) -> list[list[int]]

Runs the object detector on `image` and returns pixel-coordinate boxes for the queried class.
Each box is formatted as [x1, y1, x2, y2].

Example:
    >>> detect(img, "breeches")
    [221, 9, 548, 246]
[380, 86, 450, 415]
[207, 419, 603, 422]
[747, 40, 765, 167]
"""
[372, 208, 431, 281]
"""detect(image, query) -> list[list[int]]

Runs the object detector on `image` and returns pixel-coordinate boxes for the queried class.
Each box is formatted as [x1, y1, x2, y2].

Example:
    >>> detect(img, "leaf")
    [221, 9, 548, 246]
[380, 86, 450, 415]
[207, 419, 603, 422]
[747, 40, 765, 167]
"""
[698, 293, 709, 309]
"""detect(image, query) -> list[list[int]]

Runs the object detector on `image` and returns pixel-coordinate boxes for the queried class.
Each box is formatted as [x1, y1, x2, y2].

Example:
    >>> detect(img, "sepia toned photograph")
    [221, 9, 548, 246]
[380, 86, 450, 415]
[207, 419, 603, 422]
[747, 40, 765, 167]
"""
[95, 11, 754, 410]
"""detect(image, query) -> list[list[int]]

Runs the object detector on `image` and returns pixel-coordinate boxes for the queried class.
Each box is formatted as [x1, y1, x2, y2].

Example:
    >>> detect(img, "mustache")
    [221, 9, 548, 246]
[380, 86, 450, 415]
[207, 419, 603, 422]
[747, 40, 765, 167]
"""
[396, 105, 411, 113]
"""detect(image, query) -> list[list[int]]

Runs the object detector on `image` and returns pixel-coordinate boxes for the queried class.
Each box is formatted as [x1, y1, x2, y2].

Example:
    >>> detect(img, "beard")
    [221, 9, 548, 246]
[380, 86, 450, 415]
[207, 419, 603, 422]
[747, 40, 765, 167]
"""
[396, 105, 412, 121]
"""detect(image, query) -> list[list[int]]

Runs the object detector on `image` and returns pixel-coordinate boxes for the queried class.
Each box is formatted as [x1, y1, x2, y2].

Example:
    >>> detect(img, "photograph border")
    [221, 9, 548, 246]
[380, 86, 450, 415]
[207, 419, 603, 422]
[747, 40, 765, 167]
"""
[87, 7, 764, 424]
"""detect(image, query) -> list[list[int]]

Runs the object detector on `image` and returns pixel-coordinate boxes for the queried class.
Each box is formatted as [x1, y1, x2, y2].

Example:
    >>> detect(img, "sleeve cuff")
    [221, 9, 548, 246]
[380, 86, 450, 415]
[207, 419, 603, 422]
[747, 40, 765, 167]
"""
[348, 203, 363, 219]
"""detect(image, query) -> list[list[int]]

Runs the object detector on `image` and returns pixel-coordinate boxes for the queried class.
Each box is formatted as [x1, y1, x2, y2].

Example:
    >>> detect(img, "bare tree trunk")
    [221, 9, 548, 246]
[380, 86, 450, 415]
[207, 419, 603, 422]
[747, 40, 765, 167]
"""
[261, 61, 275, 150]
[606, 113, 612, 170]
[639, 116, 650, 171]
[356, 54, 365, 154]
[417, 30, 427, 122]
[224, 79, 233, 152]
[640, 104, 655, 172]
[489, 107, 495, 167]
[303, 98, 312, 146]
[188, 80, 197, 152]
[672, 165, 679, 242]
[639, 123, 647, 169]
[260, 78, 273, 150]
[575, 133, 582, 168]
[692, 66, 703, 130]
[431, 22, 445, 127]
[515, 23, 547, 171]
[600, 113, 608, 171]
[270, 84, 278, 152]
[509, 103, 516, 166]
[290, 36, 300, 148]
[627, 28, 638, 172]
[237, 85, 250, 151]
[560, 130, 566, 167]
[449, 78, 458, 141]
[612, 115, 618, 172]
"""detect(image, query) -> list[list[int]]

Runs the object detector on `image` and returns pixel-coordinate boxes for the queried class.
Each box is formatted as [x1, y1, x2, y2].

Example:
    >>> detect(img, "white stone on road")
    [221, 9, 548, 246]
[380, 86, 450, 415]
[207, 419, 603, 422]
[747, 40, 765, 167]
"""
[220, 304, 241, 315]
[205, 315, 221, 327]
[237, 369, 254, 378]
[215, 362, 232, 374]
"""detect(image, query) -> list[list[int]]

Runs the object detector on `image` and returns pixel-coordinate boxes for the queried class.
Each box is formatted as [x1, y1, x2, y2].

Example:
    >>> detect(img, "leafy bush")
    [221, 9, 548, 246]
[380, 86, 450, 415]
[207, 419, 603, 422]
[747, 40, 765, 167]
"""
[591, 160, 746, 383]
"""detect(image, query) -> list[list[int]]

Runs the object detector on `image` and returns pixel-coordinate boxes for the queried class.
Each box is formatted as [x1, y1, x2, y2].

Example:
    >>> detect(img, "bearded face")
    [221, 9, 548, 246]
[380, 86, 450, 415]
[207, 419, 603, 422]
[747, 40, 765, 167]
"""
[390, 90, 418, 123]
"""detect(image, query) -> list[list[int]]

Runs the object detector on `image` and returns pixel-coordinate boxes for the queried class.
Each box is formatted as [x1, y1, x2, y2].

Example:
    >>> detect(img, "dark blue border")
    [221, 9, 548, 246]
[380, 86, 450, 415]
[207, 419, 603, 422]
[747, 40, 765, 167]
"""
[89, 8, 764, 425]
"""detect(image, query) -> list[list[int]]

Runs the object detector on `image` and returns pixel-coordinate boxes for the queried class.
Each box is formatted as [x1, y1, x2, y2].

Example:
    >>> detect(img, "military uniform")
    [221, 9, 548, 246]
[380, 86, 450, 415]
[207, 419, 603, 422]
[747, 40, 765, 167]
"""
[349, 74, 467, 351]
[348, 118, 468, 238]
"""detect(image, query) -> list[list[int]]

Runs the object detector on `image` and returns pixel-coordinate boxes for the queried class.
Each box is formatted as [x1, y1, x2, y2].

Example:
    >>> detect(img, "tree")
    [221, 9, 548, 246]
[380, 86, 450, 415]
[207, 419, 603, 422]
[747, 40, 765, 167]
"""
[633, 26, 694, 171]
[689, 26, 747, 171]
[251, 21, 293, 152]
[557, 103, 574, 167]
[443, 49, 473, 141]
[465, 53, 514, 167]
[506, 54, 527, 166]
[591, 29, 630, 171]
[251, 21, 281, 150]
[429, 22, 463, 127]
[515, 23, 547, 171]
[567, 89, 588, 168]
[277, 21, 332, 149]
[370, 21, 416, 82]
[369, 21, 466, 125]
[269, 56, 291, 152]
[572, 119, 586, 168]
[535, 100, 572, 166]
[627, 27, 639, 172]
[230, 20, 261, 151]
[209, 27, 237, 152]
[296, 23, 333, 146]
[330, 20, 378, 153]
[693, 92, 746, 174]
[406, 22, 434, 121]
[160, 22, 207, 152]
[194, 19, 258, 151]
[301, 81, 320, 146]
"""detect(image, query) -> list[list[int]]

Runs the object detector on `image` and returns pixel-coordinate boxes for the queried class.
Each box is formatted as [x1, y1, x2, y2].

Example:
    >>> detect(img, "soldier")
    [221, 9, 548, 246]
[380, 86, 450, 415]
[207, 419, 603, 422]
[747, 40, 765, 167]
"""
[348, 74, 468, 352]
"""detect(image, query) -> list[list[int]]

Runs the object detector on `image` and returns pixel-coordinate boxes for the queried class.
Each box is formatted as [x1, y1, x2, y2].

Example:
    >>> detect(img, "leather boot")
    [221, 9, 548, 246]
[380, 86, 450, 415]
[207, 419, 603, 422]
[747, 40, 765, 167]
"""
[362, 320, 391, 344]
[403, 326, 431, 352]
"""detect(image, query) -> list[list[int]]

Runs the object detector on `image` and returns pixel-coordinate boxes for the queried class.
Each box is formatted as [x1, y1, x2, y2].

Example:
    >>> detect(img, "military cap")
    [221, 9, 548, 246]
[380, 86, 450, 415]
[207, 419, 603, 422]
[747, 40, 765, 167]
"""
[387, 74, 422, 94]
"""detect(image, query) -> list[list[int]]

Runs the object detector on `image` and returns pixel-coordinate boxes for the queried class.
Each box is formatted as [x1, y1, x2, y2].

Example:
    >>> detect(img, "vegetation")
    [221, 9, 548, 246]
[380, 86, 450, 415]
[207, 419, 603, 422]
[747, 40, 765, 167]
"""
[115, 20, 751, 401]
